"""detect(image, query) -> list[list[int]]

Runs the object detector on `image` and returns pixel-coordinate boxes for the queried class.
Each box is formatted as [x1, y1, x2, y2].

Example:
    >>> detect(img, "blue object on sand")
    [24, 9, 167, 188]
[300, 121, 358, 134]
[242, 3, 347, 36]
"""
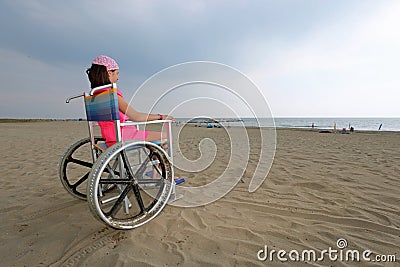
[174, 178, 186, 185]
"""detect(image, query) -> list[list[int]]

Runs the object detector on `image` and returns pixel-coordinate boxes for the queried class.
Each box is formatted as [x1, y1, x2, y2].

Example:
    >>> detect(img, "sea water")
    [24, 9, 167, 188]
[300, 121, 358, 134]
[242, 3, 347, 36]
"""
[177, 118, 400, 131]
[274, 118, 400, 131]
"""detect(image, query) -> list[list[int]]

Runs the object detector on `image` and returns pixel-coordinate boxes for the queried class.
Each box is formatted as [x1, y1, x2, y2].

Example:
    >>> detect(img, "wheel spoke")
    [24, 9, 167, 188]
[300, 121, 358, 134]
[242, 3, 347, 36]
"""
[105, 184, 132, 217]
[104, 161, 120, 176]
[153, 164, 163, 177]
[134, 156, 152, 179]
[71, 172, 89, 189]
[68, 157, 93, 168]
[132, 183, 145, 213]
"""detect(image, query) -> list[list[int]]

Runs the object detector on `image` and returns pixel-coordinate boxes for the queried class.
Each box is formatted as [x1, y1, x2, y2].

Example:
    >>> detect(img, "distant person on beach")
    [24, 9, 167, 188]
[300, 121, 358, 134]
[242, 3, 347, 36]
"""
[311, 122, 314, 129]
[86, 55, 174, 146]
[379, 123, 383, 131]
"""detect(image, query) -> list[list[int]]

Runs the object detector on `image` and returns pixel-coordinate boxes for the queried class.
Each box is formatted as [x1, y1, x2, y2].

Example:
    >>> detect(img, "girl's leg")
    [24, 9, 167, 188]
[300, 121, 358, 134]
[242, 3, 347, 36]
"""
[145, 131, 169, 150]
[144, 131, 181, 181]
[145, 131, 166, 179]
[145, 131, 163, 142]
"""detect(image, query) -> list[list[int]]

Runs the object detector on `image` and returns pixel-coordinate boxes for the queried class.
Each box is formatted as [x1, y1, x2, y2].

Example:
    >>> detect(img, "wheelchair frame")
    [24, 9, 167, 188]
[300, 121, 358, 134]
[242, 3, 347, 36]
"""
[59, 83, 179, 229]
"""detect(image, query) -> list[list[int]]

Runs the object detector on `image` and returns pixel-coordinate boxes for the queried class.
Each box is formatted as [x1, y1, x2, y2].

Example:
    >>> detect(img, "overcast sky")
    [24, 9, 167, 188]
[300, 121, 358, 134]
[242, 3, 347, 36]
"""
[0, 0, 399, 119]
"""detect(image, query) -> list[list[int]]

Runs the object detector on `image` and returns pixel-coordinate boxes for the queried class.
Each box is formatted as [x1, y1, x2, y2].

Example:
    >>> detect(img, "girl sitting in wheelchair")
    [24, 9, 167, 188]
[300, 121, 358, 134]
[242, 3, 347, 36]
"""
[86, 55, 184, 184]
[86, 55, 174, 147]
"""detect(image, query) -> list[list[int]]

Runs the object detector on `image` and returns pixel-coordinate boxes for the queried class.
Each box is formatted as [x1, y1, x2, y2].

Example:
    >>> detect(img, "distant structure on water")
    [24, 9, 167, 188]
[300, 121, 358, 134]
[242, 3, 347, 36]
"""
[185, 118, 242, 128]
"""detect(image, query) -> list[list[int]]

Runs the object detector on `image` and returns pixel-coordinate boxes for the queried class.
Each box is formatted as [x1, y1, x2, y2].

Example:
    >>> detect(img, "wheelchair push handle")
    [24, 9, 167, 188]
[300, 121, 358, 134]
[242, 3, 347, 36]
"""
[66, 83, 117, 103]
[65, 93, 85, 103]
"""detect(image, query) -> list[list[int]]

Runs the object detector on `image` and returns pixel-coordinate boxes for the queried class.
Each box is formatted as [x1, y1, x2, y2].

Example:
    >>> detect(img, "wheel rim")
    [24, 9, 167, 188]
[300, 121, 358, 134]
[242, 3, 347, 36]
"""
[59, 137, 104, 200]
[87, 141, 173, 229]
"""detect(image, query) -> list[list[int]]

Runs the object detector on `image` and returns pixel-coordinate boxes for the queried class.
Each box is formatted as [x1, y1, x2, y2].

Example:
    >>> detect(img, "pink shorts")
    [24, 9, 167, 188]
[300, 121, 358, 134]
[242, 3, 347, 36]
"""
[98, 122, 149, 147]
[121, 125, 149, 141]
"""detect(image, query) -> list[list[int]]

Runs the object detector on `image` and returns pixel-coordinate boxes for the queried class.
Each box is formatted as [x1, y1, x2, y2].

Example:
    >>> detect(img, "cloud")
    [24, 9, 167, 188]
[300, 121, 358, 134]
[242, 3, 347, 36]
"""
[244, 1, 400, 116]
[0, 48, 87, 118]
[0, 0, 399, 118]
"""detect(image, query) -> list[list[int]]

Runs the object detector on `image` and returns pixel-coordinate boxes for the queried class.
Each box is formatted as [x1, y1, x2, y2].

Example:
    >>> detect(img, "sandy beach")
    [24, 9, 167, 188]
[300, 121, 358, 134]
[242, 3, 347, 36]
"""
[0, 121, 399, 266]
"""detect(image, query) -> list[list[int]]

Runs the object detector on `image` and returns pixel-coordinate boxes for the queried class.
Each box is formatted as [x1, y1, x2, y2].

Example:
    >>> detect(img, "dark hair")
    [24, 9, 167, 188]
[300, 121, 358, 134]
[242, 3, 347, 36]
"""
[86, 64, 110, 88]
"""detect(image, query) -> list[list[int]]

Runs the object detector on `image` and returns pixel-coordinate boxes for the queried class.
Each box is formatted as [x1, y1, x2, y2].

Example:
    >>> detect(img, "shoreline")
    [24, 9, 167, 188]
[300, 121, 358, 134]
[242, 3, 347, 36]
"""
[1, 119, 399, 134]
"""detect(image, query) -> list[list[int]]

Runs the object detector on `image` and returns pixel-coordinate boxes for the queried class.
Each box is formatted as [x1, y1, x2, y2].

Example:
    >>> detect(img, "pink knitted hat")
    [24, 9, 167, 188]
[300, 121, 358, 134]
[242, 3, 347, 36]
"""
[92, 55, 119, 70]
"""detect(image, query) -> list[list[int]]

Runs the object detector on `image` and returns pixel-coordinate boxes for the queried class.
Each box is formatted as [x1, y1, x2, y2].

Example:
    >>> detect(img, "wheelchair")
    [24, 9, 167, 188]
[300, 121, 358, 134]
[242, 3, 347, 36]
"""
[58, 83, 180, 229]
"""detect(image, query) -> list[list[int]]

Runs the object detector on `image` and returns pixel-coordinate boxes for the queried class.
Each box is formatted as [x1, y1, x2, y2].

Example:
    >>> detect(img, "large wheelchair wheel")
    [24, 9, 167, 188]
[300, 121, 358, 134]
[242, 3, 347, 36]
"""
[58, 137, 105, 200]
[87, 141, 174, 229]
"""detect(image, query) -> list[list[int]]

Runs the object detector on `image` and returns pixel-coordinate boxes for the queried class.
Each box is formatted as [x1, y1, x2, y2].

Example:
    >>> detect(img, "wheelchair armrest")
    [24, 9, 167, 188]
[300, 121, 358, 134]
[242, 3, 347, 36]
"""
[120, 120, 172, 127]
